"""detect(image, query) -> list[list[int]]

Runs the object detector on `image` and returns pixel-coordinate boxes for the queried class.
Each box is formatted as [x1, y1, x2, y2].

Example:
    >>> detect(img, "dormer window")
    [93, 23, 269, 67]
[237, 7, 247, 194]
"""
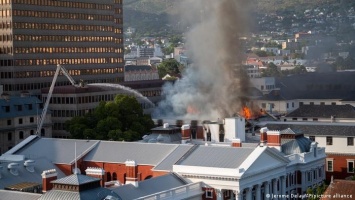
[8, 163, 19, 176]
[24, 160, 35, 173]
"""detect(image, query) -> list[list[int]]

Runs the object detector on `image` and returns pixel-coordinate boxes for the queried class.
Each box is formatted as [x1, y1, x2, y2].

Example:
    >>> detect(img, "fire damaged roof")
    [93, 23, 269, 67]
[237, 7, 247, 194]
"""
[286, 104, 355, 118]
[259, 72, 355, 101]
[265, 122, 355, 136]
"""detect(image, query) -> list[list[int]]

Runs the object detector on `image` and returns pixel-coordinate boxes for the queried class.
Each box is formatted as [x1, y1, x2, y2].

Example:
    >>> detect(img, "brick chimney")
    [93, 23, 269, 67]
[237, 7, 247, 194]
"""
[231, 138, 242, 147]
[260, 127, 268, 146]
[181, 124, 191, 144]
[41, 169, 57, 193]
[85, 167, 105, 187]
[125, 160, 138, 187]
[266, 130, 281, 150]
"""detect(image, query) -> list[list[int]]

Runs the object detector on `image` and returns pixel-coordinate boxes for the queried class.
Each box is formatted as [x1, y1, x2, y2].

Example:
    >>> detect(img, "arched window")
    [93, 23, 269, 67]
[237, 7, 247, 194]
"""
[112, 172, 117, 180]
[19, 131, 24, 139]
[107, 172, 111, 182]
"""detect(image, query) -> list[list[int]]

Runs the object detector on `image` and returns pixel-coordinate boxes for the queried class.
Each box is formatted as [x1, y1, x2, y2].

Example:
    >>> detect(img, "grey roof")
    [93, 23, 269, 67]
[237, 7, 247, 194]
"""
[281, 137, 311, 155]
[83, 141, 180, 165]
[153, 145, 195, 171]
[265, 122, 355, 136]
[0, 96, 43, 118]
[110, 173, 186, 200]
[151, 126, 180, 131]
[259, 72, 355, 101]
[38, 187, 121, 200]
[177, 146, 254, 168]
[286, 105, 355, 118]
[0, 157, 66, 190]
[0, 190, 41, 200]
[51, 174, 100, 185]
[15, 138, 99, 164]
[124, 65, 152, 72]
[142, 133, 182, 143]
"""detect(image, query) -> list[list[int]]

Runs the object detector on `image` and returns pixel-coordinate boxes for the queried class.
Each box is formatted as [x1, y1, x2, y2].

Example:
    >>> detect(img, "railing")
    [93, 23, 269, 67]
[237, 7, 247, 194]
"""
[136, 182, 203, 200]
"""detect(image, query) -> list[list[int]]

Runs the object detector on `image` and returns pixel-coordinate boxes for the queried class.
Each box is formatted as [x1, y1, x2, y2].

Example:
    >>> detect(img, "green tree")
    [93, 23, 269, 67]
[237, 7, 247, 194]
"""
[261, 62, 282, 77]
[157, 58, 182, 78]
[306, 183, 327, 200]
[65, 94, 154, 141]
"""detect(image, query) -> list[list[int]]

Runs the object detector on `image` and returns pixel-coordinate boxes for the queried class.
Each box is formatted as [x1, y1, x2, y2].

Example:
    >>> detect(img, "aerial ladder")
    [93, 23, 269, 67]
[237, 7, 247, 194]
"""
[36, 64, 79, 136]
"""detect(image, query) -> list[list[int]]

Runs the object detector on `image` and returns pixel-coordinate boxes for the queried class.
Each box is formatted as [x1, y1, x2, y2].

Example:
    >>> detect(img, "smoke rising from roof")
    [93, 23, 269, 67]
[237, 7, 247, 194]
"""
[154, 0, 251, 119]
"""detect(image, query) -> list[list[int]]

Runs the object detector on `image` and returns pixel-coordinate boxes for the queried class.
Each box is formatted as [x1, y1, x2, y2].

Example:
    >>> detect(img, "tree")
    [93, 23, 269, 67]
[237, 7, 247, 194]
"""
[157, 58, 182, 78]
[261, 62, 282, 77]
[306, 183, 327, 200]
[65, 94, 154, 141]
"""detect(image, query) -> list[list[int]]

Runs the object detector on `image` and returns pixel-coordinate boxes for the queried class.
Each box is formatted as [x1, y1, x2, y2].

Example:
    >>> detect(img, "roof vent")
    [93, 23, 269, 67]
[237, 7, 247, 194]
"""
[24, 160, 35, 173]
[163, 123, 169, 128]
[8, 163, 20, 176]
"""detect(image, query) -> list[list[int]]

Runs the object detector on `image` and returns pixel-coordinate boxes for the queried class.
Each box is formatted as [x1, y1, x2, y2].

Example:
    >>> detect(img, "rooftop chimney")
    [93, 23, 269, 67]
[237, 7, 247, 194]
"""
[181, 124, 191, 144]
[231, 138, 242, 147]
[85, 167, 105, 187]
[125, 160, 138, 187]
[260, 127, 268, 146]
[41, 169, 57, 193]
[266, 130, 281, 150]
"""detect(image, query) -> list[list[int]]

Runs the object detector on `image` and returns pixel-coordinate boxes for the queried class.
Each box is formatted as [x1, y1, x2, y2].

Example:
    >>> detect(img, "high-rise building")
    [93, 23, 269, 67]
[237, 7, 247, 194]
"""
[0, 0, 124, 95]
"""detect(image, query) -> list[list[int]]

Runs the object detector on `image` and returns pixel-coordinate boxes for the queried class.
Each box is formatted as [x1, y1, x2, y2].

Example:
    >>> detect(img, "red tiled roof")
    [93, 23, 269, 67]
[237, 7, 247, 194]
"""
[321, 179, 355, 200]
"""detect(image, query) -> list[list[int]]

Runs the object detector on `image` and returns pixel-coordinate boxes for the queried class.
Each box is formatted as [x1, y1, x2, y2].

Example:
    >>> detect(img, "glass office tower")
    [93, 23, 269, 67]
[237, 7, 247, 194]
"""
[0, 0, 124, 95]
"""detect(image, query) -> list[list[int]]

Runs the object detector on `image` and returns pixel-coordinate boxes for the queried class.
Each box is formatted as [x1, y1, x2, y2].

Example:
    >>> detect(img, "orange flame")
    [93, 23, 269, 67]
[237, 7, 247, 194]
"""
[187, 105, 199, 115]
[241, 106, 252, 119]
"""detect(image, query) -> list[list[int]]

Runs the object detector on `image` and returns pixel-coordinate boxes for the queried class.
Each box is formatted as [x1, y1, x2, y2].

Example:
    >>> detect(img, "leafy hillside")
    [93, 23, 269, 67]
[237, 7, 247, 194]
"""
[123, 0, 355, 36]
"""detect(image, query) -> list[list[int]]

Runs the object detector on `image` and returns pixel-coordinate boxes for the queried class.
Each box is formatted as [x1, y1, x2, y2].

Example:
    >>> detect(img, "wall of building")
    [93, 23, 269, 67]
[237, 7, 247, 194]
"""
[314, 136, 355, 154]
[82, 161, 155, 184]
[325, 154, 355, 181]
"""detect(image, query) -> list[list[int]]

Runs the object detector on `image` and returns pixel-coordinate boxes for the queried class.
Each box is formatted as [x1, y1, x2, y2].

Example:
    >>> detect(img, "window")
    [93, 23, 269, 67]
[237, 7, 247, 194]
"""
[7, 119, 11, 125]
[310, 102, 314, 105]
[348, 137, 354, 146]
[326, 137, 333, 145]
[327, 160, 333, 172]
[320, 102, 325, 105]
[19, 131, 24, 139]
[41, 128, 45, 137]
[348, 160, 354, 173]
[30, 117, 34, 123]
[292, 118, 297, 121]
[299, 102, 304, 106]
[331, 102, 336, 105]
[8, 132, 12, 141]
[205, 189, 213, 198]
[287, 103, 289, 109]
[19, 118, 23, 124]
[309, 136, 315, 142]
[302, 118, 308, 121]
[292, 102, 294, 107]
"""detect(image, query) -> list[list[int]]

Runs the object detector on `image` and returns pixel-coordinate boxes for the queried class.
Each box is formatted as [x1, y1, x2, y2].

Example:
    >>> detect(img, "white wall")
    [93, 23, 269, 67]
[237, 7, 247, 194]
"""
[313, 136, 355, 154]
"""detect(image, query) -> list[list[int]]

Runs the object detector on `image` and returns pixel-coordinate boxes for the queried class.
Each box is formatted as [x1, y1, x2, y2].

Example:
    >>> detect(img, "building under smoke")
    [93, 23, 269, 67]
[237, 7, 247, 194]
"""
[154, 0, 252, 120]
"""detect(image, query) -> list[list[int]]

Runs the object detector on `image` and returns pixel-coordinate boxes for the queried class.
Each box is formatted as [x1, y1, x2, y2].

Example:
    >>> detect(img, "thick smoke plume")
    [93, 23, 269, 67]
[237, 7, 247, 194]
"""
[154, 0, 251, 119]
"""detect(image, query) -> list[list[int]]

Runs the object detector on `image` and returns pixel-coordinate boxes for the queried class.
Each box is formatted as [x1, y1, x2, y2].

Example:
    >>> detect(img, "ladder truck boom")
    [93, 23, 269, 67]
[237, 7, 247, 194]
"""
[36, 64, 78, 136]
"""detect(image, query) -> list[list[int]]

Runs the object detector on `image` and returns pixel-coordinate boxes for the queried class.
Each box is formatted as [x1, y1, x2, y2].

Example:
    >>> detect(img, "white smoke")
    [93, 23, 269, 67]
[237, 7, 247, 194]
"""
[154, 0, 251, 119]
